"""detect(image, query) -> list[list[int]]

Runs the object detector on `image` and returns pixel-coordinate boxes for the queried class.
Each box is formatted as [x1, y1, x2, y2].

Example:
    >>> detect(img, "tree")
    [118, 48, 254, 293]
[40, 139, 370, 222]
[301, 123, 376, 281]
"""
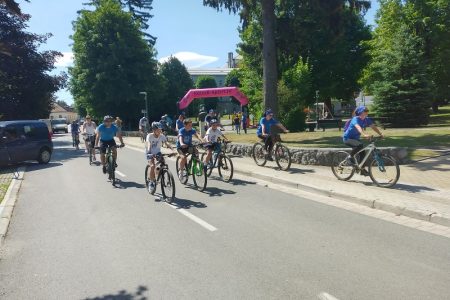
[159, 56, 193, 117]
[195, 76, 218, 113]
[0, 6, 65, 120]
[225, 68, 241, 87]
[69, 0, 161, 125]
[371, 25, 432, 127]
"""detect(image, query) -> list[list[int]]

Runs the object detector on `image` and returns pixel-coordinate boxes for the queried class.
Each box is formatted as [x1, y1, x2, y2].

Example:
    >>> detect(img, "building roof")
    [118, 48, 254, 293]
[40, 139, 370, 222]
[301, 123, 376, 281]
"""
[51, 103, 67, 113]
[188, 68, 234, 76]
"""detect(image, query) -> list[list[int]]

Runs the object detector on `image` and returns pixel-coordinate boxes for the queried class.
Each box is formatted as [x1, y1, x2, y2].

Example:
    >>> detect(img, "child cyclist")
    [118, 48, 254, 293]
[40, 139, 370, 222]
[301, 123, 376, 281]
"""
[146, 122, 175, 190]
[203, 118, 230, 168]
[177, 119, 202, 179]
[343, 106, 384, 176]
[256, 109, 289, 161]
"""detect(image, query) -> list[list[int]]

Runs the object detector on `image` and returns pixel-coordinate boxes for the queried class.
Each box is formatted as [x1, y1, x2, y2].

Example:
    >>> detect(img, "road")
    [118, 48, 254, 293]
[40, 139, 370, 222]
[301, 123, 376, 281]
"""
[1, 134, 449, 300]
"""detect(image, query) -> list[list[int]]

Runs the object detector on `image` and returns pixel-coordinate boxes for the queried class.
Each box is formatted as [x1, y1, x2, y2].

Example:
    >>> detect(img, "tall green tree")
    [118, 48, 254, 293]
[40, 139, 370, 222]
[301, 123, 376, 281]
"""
[195, 75, 218, 112]
[159, 56, 193, 117]
[69, 0, 160, 125]
[224, 68, 241, 87]
[0, 6, 65, 120]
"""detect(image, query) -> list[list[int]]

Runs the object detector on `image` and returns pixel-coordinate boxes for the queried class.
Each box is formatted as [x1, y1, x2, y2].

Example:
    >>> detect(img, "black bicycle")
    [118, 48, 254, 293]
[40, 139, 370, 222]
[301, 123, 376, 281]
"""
[82, 133, 95, 165]
[96, 144, 124, 186]
[145, 153, 177, 203]
[175, 145, 207, 192]
[72, 132, 80, 150]
[200, 139, 234, 182]
[252, 130, 291, 171]
[331, 136, 400, 188]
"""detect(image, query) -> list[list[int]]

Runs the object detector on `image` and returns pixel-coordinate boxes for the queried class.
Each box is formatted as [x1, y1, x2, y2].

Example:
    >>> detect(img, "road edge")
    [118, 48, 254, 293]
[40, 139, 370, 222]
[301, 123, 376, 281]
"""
[0, 167, 26, 246]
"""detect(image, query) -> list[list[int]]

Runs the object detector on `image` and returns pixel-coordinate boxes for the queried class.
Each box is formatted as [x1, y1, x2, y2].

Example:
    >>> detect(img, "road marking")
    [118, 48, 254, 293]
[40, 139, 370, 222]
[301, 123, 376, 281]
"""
[166, 203, 217, 232]
[318, 292, 340, 300]
[115, 171, 126, 177]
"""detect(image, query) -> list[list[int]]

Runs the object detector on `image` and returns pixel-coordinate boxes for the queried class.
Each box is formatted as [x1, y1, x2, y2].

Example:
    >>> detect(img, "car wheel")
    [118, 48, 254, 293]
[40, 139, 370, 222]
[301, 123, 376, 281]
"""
[38, 148, 51, 164]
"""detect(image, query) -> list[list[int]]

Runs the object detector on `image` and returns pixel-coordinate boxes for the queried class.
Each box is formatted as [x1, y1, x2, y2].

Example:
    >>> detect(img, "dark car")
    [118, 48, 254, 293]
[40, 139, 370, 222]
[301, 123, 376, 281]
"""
[0, 120, 53, 166]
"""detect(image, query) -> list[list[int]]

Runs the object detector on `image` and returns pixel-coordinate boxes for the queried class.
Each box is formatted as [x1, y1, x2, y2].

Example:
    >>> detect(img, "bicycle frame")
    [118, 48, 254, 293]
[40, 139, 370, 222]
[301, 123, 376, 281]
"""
[353, 140, 384, 170]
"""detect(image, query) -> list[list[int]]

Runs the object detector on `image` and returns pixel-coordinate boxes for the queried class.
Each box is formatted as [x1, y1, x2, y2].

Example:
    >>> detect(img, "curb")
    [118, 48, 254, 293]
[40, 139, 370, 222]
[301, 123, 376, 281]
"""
[231, 167, 450, 228]
[0, 167, 25, 246]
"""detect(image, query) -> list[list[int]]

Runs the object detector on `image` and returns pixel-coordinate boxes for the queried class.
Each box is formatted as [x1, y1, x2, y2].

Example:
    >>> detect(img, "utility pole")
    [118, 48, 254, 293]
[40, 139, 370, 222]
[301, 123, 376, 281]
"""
[139, 91, 148, 119]
[315, 90, 319, 130]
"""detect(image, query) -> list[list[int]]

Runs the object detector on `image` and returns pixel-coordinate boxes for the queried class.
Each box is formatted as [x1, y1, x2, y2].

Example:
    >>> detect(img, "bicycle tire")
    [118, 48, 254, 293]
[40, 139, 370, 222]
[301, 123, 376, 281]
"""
[218, 155, 234, 182]
[252, 142, 267, 166]
[275, 144, 291, 171]
[369, 154, 400, 188]
[176, 156, 188, 184]
[89, 147, 92, 165]
[108, 155, 115, 186]
[192, 159, 207, 191]
[331, 151, 355, 181]
[161, 169, 176, 203]
[224, 142, 232, 154]
[200, 152, 214, 177]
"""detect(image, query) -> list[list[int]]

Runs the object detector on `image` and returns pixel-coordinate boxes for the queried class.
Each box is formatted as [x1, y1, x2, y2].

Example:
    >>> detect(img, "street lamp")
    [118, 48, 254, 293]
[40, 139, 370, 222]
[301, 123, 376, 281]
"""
[315, 90, 319, 130]
[139, 91, 148, 119]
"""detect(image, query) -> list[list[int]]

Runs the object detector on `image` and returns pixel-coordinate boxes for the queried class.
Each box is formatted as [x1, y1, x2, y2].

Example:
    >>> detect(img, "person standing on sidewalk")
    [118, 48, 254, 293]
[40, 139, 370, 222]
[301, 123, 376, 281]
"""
[241, 113, 248, 134]
[343, 106, 384, 176]
[233, 113, 241, 134]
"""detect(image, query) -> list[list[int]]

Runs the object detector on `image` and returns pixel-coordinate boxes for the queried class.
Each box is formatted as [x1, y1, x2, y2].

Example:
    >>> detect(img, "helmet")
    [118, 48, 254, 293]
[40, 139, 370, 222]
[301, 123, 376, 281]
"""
[151, 121, 162, 130]
[355, 106, 369, 116]
[264, 109, 274, 117]
[209, 109, 214, 113]
[103, 115, 113, 121]
[210, 118, 219, 125]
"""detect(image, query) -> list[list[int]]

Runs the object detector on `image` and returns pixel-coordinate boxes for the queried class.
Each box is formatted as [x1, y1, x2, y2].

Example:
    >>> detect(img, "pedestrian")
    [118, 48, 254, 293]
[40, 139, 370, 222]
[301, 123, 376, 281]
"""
[115, 117, 123, 134]
[233, 113, 240, 134]
[241, 113, 248, 134]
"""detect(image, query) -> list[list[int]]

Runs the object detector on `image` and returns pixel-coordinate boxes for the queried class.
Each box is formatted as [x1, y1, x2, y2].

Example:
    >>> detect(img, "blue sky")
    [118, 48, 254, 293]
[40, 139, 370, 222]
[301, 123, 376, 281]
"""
[20, 0, 379, 104]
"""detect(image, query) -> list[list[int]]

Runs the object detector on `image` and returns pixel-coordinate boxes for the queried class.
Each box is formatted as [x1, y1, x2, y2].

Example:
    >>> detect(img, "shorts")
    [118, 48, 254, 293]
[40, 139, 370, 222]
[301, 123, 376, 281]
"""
[146, 152, 161, 161]
[204, 142, 220, 151]
[84, 135, 95, 148]
[99, 139, 116, 154]
[177, 146, 194, 156]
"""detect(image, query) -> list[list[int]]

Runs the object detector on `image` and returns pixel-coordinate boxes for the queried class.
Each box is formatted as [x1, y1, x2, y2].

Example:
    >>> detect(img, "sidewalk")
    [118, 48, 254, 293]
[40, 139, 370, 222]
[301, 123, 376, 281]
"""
[124, 136, 450, 227]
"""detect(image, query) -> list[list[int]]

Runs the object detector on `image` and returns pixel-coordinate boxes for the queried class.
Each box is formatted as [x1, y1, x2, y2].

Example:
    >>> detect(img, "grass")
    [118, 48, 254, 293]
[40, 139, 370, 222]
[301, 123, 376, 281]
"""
[0, 180, 12, 204]
[429, 105, 450, 127]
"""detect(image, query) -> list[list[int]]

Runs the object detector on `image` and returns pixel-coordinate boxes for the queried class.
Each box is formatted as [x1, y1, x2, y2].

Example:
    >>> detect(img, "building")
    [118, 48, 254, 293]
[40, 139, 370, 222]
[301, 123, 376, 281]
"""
[188, 68, 233, 88]
[49, 103, 78, 122]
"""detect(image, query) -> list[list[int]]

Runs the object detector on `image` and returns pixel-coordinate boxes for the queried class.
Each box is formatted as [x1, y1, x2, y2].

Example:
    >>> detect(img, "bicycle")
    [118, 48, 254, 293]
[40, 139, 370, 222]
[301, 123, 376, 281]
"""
[145, 153, 177, 203]
[82, 133, 95, 165]
[331, 136, 400, 188]
[200, 139, 234, 182]
[140, 128, 148, 143]
[72, 132, 80, 150]
[252, 130, 292, 171]
[175, 145, 207, 192]
[95, 144, 124, 186]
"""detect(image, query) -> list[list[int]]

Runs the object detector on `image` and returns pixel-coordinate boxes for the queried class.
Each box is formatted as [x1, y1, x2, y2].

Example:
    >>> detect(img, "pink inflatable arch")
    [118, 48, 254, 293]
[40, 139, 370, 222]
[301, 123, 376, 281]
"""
[178, 87, 249, 110]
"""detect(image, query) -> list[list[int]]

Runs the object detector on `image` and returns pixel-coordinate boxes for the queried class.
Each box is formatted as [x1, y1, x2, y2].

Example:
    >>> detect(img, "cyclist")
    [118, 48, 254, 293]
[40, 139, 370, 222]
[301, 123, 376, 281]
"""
[256, 109, 289, 161]
[146, 122, 175, 190]
[82, 115, 97, 160]
[203, 118, 230, 168]
[176, 114, 185, 132]
[176, 119, 202, 178]
[343, 106, 384, 176]
[139, 116, 149, 142]
[70, 120, 80, 149]
[204, 109, 215, 131]
[95, 115, 125, 174]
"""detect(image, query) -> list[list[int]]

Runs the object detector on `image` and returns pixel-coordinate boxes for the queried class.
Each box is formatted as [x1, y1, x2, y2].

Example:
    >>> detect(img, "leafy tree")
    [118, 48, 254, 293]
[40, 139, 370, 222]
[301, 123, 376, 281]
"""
[195, 75, 218, 112]
[69, 0, 161, 125]
[159, 56, 193, 117]
[224, 68, 241, 87]
[371, 25, 432, 127]
[0, 6, 65, 120]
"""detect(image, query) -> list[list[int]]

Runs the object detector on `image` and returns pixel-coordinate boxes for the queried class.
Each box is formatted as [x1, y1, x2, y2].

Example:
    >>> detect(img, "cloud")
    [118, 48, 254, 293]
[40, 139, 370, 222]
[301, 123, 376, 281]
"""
[159, 51, 219, 68]
[55, 52, 74, 67]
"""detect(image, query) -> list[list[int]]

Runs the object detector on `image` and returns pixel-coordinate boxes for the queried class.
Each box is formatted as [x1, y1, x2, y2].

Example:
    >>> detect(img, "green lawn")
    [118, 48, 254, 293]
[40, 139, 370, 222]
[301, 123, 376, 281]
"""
[429, 105, 450, 127]
[0, 181, 11, 204]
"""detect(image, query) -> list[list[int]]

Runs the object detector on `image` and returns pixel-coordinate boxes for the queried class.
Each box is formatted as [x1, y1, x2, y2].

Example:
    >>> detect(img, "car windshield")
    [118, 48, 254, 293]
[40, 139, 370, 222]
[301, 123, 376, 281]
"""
[51, 120, 66, 125]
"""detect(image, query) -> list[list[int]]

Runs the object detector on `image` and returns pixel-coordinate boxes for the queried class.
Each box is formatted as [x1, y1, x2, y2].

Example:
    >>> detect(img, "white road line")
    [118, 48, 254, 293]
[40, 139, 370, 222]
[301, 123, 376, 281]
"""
[318, 292, 340, 300]
[115, 171, 126, 177]
[166, 203, 218, 232]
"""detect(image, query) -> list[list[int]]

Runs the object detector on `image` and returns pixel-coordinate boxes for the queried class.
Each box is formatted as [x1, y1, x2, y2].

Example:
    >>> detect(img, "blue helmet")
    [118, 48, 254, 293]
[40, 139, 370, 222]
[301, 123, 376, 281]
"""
[151, 121, 162, 130]
[355, 106, 369, 116]
[264, 109, 274, 117]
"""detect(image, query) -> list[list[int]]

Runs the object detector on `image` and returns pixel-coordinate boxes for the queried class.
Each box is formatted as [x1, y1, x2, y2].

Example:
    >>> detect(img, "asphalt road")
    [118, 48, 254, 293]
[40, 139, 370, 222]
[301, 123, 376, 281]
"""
[1, 134, 449, 300]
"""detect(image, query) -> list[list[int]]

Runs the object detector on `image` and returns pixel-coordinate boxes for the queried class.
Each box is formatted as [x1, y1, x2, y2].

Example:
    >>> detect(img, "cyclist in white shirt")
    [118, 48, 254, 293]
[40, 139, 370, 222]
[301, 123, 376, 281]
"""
[203, 119, 229, 168]
[82, 115, 97, 160]
[146, 122, 175, 190]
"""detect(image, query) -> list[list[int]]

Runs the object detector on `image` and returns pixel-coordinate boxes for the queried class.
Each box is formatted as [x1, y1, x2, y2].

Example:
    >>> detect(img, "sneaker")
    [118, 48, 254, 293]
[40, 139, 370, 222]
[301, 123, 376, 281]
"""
[85, 149, 88, 154]
[178, 170, 186, 179]
[102, 165, 107, 174]
[360, 169, 370, 176]
[114, 162, 118, 168]
[150, 181, 156, 189]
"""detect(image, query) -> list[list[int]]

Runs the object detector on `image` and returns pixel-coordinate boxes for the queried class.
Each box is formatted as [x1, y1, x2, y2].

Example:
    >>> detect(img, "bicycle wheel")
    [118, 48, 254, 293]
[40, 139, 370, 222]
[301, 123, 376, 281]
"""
[218, 155, 234, 182]
[192, 160, 207, 192]
[176, 156, 189, 184]
[369, 154, 400, 188]
[331, 151, 355, 181]
[108, 156, 115, 185]
[161, 169, 176, 203]
[200, 152, 214, 177]
[275, 144, 291, 171]
[224, 142, 232, 154]
[89, 147, 93, 165]
[252, 143, 267, 166]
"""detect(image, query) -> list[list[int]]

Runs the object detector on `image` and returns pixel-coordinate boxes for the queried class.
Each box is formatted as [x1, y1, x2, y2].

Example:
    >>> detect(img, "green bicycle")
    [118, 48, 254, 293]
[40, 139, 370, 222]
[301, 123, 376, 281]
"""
[175, 145, 207, 192]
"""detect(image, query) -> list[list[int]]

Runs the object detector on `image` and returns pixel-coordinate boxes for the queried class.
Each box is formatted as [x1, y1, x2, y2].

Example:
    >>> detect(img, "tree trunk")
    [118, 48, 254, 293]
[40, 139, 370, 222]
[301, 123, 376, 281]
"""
[261, 0, 278, 116]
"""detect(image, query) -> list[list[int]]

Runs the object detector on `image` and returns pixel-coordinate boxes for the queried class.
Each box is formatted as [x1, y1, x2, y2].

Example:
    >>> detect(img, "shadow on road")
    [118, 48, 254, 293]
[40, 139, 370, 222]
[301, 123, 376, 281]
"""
[229, 178, 256, 186]
[167, 197, 207, 209]
[288, 167, 315, 174]
[114, 179, 145, 189]
[360, 181, 437, 193]
[83, 285, 148, 300]
[203, 186, 236, 197]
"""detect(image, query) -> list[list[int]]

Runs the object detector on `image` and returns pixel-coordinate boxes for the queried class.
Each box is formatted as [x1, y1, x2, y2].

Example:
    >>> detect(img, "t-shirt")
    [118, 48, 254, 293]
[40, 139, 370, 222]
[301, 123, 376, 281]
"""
[256, 117, 279, 136]
[97, 124, 118, 141]
[70, 123, 79, 133]
[177, 127, 196, 148]
[205, 128, 223, 143]
[176, 119, 184, 131]
[83, 122, 96, 135]
[146, 133, 167, 155]
[343, 116, 373, 141]
[139, 117, 148, 129]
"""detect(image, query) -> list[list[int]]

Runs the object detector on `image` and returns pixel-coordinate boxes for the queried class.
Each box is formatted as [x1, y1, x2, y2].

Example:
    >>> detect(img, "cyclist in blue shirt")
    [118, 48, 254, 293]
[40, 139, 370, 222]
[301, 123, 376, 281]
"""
[70, 120, 80, 149]
[176, 119, 202, 178]
[256, 109, 289, 160]
[343, 106, 384, 175]
[95, 115, 125, 174]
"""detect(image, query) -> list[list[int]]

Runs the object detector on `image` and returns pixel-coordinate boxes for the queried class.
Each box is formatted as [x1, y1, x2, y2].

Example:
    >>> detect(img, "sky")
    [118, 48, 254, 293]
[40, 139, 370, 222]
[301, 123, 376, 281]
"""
[20, 0, 380, 104]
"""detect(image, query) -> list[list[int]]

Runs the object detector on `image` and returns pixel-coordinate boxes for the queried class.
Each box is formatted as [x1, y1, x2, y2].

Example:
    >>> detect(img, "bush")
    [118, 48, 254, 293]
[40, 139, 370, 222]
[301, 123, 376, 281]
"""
[281, 106, 307, 132]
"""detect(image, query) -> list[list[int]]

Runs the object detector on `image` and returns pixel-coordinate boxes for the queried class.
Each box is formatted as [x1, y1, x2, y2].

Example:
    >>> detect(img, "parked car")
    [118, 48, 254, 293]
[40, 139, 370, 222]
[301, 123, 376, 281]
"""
[39, 119, 53, 136]
[51, 118, 68, 133]
[0, 120, 53, 166]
